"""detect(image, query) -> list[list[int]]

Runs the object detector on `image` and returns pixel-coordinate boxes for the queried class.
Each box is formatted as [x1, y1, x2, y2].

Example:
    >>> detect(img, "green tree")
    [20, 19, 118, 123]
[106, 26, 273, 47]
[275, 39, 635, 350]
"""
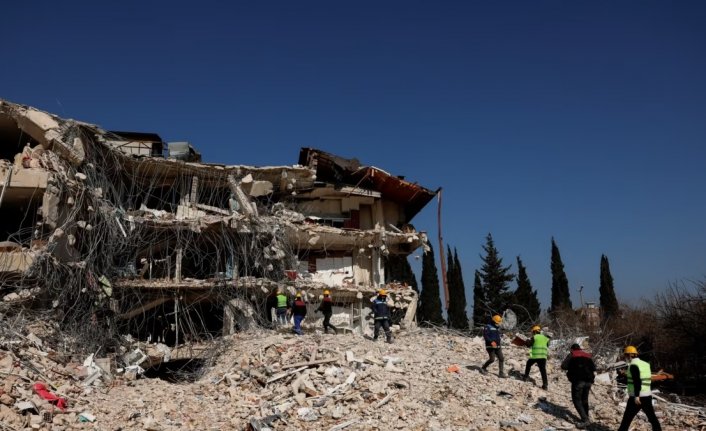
[418, 243, 445, 326]
[478, 233, 515, 315]
[472, 270, 486, 328]
[384, 255, 418, 292]
[446, 247, 469, 330]
[550, 237, 573, 312]
[513, 256, 541, 323]
[599, 254, 620, 322]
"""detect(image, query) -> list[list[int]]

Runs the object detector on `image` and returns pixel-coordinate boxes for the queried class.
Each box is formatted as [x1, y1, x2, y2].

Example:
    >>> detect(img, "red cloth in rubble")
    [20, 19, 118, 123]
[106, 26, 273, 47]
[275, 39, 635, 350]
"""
[33, 382, 67, 411]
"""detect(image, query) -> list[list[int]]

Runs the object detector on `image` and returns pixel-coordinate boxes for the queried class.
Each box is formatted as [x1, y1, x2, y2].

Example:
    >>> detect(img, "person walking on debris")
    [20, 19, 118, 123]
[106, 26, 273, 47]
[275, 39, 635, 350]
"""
[617, 345, 662, 431]
[371, 289, 393, 343]
[275, 288, 289, 327]
[561, 343, 596, 428]
[291, 292, 307, 335]
[523, 325, 550, 389]
[316, 290, 337, 334]
[481, 314, 505, 377]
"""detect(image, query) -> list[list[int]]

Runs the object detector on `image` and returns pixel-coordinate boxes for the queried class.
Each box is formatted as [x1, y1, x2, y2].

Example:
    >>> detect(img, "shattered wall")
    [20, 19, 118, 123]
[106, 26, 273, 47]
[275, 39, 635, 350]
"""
[0, 99, 436, 359]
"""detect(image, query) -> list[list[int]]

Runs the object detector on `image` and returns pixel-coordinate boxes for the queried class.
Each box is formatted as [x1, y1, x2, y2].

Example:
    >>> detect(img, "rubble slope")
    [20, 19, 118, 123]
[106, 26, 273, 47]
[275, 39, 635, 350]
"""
[1, 327, 703, 431]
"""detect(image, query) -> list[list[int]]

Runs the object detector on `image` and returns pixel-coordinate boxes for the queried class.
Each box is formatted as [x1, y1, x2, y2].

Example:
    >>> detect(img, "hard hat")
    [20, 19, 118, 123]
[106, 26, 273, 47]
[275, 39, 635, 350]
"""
[492, 315, 502, 324]
[378, 289, 387, 296]
[323, 290, 330, 295]
[295, 292, 302, 298]
[531, 325, 541, 332]
[624, 345, 638, 355]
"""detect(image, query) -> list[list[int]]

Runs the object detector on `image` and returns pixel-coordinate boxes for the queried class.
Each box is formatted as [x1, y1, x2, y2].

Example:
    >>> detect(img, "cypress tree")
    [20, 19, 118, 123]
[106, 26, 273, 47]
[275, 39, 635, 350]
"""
[384, 255, 419, 292]
[513, 256, 541, 322]
[478, 233, 515, 315]
[550, 237, 573, 312]
[599, 254, 620, 322]
[447, 247, 469, 330]
[472, 270, 486, 328]
[418, 243, 445, 326]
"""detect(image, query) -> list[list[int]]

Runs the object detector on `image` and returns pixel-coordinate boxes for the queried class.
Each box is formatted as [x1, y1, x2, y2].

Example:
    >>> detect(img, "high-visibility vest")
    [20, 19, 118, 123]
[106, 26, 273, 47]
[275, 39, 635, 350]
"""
[276, 294, 288, 308]
[626, 358, 652, 397]
[530, 334, 550, 359]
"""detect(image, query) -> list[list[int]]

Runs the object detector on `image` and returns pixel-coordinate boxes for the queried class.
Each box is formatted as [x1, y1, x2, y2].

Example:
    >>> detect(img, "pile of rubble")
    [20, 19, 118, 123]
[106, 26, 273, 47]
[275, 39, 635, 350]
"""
[2, 322, 705, 431]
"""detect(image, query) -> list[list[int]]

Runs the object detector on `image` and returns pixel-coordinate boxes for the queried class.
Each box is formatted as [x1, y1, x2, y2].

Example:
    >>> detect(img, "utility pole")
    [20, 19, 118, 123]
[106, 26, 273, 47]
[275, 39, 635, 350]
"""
[578, 285, 585, 309]
[436, 188, 449, 311]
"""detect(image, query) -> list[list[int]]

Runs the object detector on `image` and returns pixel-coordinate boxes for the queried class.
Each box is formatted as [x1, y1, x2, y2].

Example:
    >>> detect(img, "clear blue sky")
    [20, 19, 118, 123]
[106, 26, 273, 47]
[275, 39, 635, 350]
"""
[3, 1, 705, 307]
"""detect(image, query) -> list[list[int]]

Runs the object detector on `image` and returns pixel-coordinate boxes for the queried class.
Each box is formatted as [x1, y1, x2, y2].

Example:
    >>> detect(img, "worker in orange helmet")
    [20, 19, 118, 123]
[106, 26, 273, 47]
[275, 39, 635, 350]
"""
[371, 289, 392, 343]
[316, 290, 337, 334]
[481, 314, 505, 377]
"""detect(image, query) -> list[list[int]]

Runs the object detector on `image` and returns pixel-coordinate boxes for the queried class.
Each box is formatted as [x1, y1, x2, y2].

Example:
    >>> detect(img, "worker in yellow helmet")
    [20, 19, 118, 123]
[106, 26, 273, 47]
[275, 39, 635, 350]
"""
[316, 290, 337, 334]
[481, 314, 505, 377]
[290, 292, 307, 335]
[617, 346, 662, 431]
[523, 325, 550, 390]
[274, 287, 289, 327]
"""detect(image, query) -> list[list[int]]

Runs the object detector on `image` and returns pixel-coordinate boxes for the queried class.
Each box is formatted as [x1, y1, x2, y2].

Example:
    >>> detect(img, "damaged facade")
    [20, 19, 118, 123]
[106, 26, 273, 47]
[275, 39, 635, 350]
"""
[0, 99, 436, 365]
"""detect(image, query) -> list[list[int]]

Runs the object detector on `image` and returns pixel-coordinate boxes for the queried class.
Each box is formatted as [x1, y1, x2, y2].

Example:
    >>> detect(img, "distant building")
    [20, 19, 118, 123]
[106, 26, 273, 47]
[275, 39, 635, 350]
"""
[578, 302, 601, 329]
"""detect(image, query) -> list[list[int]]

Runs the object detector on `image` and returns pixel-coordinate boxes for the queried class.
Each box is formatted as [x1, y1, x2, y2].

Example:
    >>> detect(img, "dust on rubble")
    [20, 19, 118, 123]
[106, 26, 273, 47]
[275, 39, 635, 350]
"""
[1, 325, 702, 431]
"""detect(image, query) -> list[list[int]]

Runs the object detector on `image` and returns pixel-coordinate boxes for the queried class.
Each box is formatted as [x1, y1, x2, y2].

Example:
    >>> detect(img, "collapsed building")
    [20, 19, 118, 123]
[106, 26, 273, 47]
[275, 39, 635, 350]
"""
[0, 98, 436, 365]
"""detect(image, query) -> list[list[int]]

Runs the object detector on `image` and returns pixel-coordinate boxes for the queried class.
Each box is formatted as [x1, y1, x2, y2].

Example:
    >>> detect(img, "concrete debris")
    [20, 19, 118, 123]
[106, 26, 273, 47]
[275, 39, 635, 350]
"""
[0, 98, 434, 376]
[1, 100, 702, 430]
[2, 321, 703, 430]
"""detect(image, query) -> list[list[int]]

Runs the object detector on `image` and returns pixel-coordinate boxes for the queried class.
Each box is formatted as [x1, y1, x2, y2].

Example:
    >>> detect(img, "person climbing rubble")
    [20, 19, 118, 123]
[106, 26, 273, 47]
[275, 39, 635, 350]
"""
[617, 345, 662, 431]
[370, 289, 393, 343]
[275, 287, 289, 327]
[561, 343, 596, 428]
[291, 292, 307, 335]
[481, 314, 505, 377]
[316, 290, 337, 334]
[523, 325, 549, 389]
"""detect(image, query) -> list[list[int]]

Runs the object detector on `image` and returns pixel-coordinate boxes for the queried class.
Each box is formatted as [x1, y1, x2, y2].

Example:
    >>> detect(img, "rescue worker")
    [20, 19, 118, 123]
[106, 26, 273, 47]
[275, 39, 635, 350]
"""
[371, 289, 392, 343]
[523, 325, 549, 389]
[265, 288, 277, 326]
[481, 314, 505, 377]
[275, 288, 289, 326]
[617, 346, 662, 431]
[316, 290, 337, 334]
[561, 343, 596, 428]
[291, 292, 307, 335]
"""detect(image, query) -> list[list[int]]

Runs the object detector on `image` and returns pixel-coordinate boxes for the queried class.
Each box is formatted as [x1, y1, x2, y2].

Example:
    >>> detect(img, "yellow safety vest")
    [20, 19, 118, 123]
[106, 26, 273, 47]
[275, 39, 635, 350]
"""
[530, 334, 549, 359]
[626, 358, 652, 397]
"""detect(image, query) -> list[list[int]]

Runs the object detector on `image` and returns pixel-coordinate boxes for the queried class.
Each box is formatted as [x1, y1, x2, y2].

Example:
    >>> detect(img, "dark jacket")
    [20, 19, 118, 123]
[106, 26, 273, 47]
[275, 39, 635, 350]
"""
[561, 349, 596, 383]
[291, 299, 307, 317]
[483, 321, 502, 348]
[371, 296, 391, 320]
[317, 297, 333, 314]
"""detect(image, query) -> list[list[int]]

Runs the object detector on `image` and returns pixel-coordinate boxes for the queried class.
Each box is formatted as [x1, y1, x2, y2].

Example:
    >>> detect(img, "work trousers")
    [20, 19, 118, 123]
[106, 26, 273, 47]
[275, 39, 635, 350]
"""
[482, 348, 504, 374]
[617, 396, 662, 431]
[374, 318, 392, 342]
[524, 358, 548, 388]
[276, 308, 288, 326]
[292, 315, 305, 335]
[322, 312, 337, 334]
[570, 381, 592, 422]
